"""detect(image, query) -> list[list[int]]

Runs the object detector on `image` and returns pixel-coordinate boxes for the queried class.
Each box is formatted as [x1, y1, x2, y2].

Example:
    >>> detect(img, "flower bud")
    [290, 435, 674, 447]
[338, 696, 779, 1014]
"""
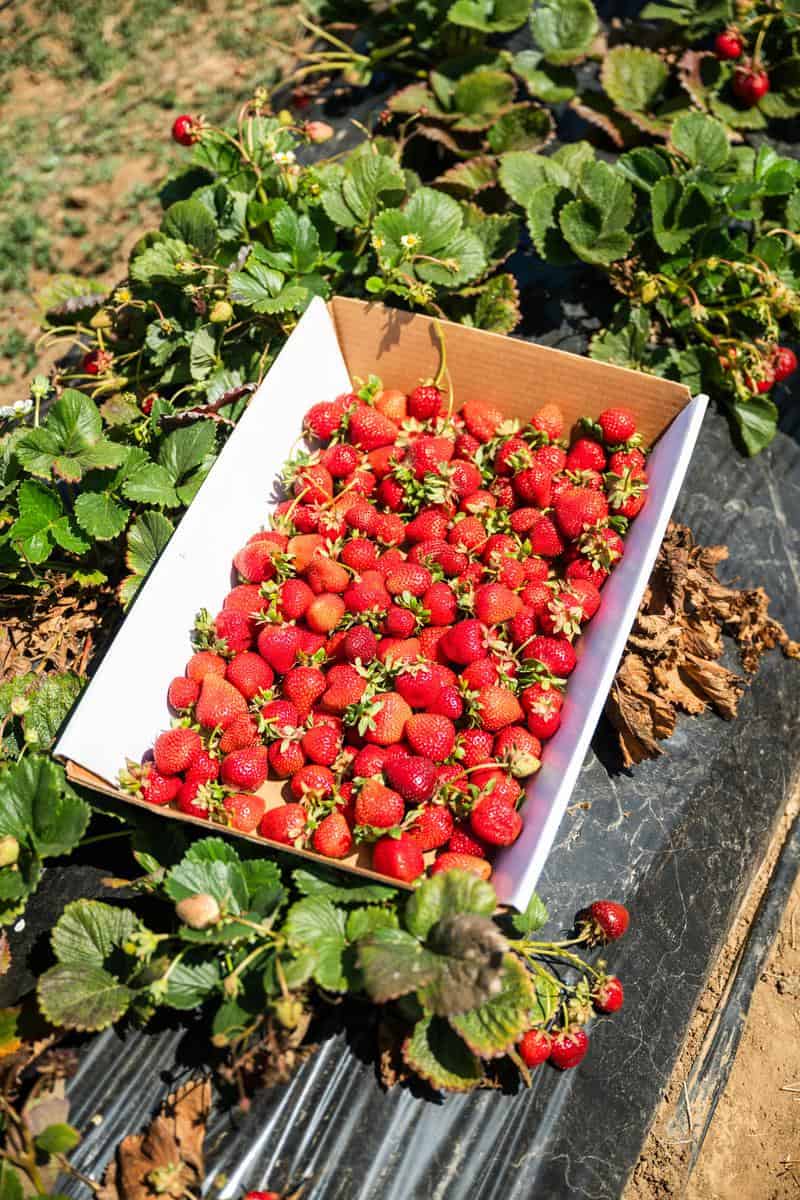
[175, 892, 221, 929]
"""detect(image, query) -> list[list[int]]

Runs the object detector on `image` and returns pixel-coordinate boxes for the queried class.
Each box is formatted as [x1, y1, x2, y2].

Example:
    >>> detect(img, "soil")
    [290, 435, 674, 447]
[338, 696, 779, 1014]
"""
[626, 789, 800, 1200]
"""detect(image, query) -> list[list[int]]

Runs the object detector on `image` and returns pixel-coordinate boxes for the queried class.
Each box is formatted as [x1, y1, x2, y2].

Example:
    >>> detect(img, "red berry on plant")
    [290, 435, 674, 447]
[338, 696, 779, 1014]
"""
[593, 975, 624, 1014]
[518, 1028, 552, 1068]
[549, 1026, 589, 1070]
[774, 346, 798, 382]
[172, 114, 199, 145]
[582, 899, 630, 943]
[732, 66, 770, 106]
[714, 30, 743, 60]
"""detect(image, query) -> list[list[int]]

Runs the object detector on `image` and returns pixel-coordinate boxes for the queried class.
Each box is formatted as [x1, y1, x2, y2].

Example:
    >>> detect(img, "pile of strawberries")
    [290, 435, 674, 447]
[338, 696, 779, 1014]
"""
[123, 378, 649, 883]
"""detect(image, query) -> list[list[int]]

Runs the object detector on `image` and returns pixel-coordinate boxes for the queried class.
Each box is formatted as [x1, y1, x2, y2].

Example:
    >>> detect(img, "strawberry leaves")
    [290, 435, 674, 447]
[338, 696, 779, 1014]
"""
[16, 390, 124, 484]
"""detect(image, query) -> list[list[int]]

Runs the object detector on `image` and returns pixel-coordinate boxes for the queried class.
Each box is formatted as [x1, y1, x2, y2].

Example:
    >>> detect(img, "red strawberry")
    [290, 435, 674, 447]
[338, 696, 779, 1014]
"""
[530, 402, 564, 440]
[448, 822, 487, 858]
[461, 399, 503, 443]
[348, 406, 398, 450]
[355, 780, 404, 829]
[363, 692, 413, 746]
[519, 1028, 552, 1068]
[223, 792, 265, 833]
[258, 698, 300, 736]
[372, 834, 424, 881]
[320, 442, 359, 477]
[521, 682, 563, 739]
[290, 764, 335, 800]
[312, 811, 353, 858]
[260, 803, 307, 845]
[597, 407, 637, 443]
[408, 435, 454, 478]
[306, 593, 345, 634]
[395, 662, 443, 709]
[172, 113, 200, 145]
[407, 509, 450, 543]
[440, 619, 487, 665]
[257, 625, 304, 674]
[220, 746, 268, 791]
[549, 1027, 589, 1070]
[196, 675, 248, 730]
[375, 387, 407, 423]
[608, 447, 646, 476]
[141, 768, 181, 807]
[431, 851, 491, 880]
[429, 684, 464, 721]
[407, 804, 453, 851]
[301, 723, 341, 765]
[494, 726, 542, 777]
[582, 899, 630, 942]
[534, 444, 567, 473]
[408, 383, 443, 420]
[509, 607, 536, 648]
[475, 686, 524, 733]
[187, 651, 227, 681]
[606, 469, 648, 519]
[342, 626, 377, 664]
[226, 653, 274, 701]
[458, 727, 494, 768]
[384, 606, 415, 638]
[176, 776, 217, 820]
[470, 795, 522, 845]
[212, 609, 253, 653]
[268, 739, 305, 777]
[343, 579, 390, 616]
[732, 66, 769, 105]
[341, 537, 379, 573]
[714, 29, 742, 59]
[593, 975, 624, 1013]
[513, 464, 552, 507]
[219, 713, 260, 753]
[384, 754, 437, 803]
[322, 664, 367, 712]
[554, 487, 608, 540]
[529, 516, 565, 558]
[303, 399, 346, 440]
[167, 676, 200, 711]
[469, 768, 521, 808]
[282, 666, 326, 716]
[462, 659, 498, 690]
[474, 583, 522, 626]
[449, 460, 482, 498]
[233, 541, 278, 584]
[405, 713, 455, 759]
[566, 438, 606, 473]
[525, 635, 576, 678]
[306, 556, 349, 594]
[353, 745, 387, 777]
[385, 563, 432, 597]
[774, 346, 798, 382]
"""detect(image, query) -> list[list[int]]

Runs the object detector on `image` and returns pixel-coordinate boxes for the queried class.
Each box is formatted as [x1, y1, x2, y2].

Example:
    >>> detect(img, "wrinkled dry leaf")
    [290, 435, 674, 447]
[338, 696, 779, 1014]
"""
[1, 575, 117, 681]
[607, 523, 799, 766]
[97, 1078, 211, 1200]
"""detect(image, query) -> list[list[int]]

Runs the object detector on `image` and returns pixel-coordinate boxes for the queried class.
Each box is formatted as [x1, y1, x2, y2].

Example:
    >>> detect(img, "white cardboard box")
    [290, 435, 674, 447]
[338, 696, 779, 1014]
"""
[56, 297, 707, 908]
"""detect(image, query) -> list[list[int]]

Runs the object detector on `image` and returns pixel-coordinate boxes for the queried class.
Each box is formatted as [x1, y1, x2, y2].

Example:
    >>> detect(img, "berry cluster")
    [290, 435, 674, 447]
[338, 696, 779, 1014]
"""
[122, 381, 649, 884]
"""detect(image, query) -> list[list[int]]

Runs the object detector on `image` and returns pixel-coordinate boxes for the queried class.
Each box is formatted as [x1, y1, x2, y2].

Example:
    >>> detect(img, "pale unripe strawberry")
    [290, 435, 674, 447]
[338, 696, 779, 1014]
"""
[176, 893, 221, 929]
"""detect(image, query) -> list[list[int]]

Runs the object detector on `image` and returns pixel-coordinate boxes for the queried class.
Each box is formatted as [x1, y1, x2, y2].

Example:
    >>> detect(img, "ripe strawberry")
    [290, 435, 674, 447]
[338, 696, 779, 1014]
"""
[475, 686, 524, 733]
[212, 609, 254, 653]
[606, 469, 648, 519]
[220, 746, 268, 791]
[732, 66, 769, 105]
[554, 487, 608, 540]
[234, 541, 277, 584]
[224, 792, 265, 833]
[462, 658, 498, 690]
[593, 975, 624, 1013]
[431, 851, 491, 880]
[448, 822, 487, 857]
[141, 768, 181, 807]
[473, 583, 520, 626]
[383, 606, 414, 638]
[341, 536, 379, 573]
[219, 713, 260, 752]
[312, 811, 353, 858]
[408, 435, 454, 478]
[277, 579, 314, 622]
[773, 346, 798, 382]
[509, 607, 537, 648]
[521, 682, 563, 739]
[342, 626, 377, 664]
[582, 899, 630, 942]
[408, 383, 443, 420]
[268, 738, 305, 777]
[282, 666, 326, 716]
[495, 435, 531, 476]
[449, 461, 482, 499]
[448, 516, 486, 554]
[226, 652, 274, 700]
[549, 1026, 589, 1070]
[185, 748, 219, 784]
[409, 539, 467, 578]
[320, 442, 359, 477]
[566, 437, 606, 472]
[440, 619, 487, 665]
[530, 402, 564, 440]
[384, 754, 437, 803]
[306, 593, 346, 634]
[494, 726, 541, 777]
[355, 780, 404, 829]
[538, 589, 587, 639]
[186, 650, 227, 681]
[377, 475, 406, 511]
[385, 562, 432, 597]
[353, 745, 387, 777]
[301, 723, 341, 766]
[429, 684, 464, 721]
[405, 713, 455, 759]
[306, 556, 349, 595]
[258, 698, 300, 734]
[470, 768, 521, 808]
[290, 764, 335, 799]
[168, 676, 200, 711]
[372, 834, 424, 881]
[395, 662, 443, 709]
[348, 406, 398, 450]
[513, 464, 552, 507]
[458, 727, 494, 768]
[374, 387, 407, 423]
[343, 579, 390, 615]
[470, 795, 522, 845]
[715, 29, 743, 59]
[176, 776, 216, 820]
[196, 674, 248, 730]
[462, 399, 503, 443]
[363, 692, 413, 746]
[569, 578, 601, 620]
[525, 635, 576, 678]
[597, 407, 637, 443]
[172, 114, 199, 145]
[529, 515, 565, 558]
[257, 625, 304, 674]
[322, 664, 367, 712]
[406, 509, 450, 543]
[260, 803, 307, 846]
[518, 1028, 552, 1068]
[407, 804, 454, 851]
[304, 398, 346, 441]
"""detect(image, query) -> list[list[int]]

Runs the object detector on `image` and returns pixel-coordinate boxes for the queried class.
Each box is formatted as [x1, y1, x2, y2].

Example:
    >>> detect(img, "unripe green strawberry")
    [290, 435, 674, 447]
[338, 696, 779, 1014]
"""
[176, 892, 221, 929]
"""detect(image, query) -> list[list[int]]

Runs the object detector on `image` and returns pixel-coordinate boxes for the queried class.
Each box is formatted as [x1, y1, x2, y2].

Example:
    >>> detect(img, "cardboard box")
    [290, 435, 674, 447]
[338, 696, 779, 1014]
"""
[55, 297, 708, 908]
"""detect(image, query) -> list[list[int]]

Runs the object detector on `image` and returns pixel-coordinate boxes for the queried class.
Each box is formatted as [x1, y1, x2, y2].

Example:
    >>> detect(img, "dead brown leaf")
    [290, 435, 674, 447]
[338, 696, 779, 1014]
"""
[97, 1078, 211, 1200]
[606, 523, 799, 767]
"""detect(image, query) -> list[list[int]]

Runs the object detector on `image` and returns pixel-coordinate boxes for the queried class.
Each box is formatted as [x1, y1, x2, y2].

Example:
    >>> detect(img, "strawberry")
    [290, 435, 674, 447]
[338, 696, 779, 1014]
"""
[732, 66, 769, 105]
[320, 442, 359, 477]
[509, 607, 537, 648]
[282, 666, 327, 716]
[457, 727, 494, 768]
[475, 686, 524, 733]
[355, 780, 404, 829]
[306, 556, 349, 594]
[196, 675, 248, 730]
[375, 387, 407, 423]
[405, 713, 456, 759]
[385, 563, 432, 597]
[530, 402, 564, 440]
[521, 682, 563, 739]
[306, 593, 346, 634]
[608, 447, 646, 476]
[220, 746, 268, 791]
[384, 606, 416, 638]
[494, 726, 541, 777]
[408, 435, 454, 478]
[462, 659, 498, 690]
[513, 464, 552, 507]
[429, 684, 464, 721]
[289, 764, 335, 799]
[470, 795, 522, 845]
[172, 114, 200, 145]
[341, 537, 379, 573]
[406, 509, 450, 543]
[343, 626, 377, 663]
[566, 438, 606, 473]
[534, 444, 567, 473]
[449, 460, 482, 498]
[312, 811, 353, 859]
[714, 29, 743, 59]
[186, 651, 227, 681]
[224, 793, 265, 833]
[259, 698, 300, 736]
[322, 664, 367, 712]
[348, 406, 398, 450]
[529, 516, 565, 558]
[407, 804, 454, 851]
[549, 1026, 589, 1070]
[219, 713, 260, 752]
[395, 662, 443, 709]
[462, 399, 503, 443]
[141, 768, 181, 807]
[597, 407, 637, 443]
[226, 653, 274, 701]
[448, 822, 487, 858]
[606, 469, 648, 519]
[176, 777, 217, 820]
[518, 1028, 552, 1068]
[377, 476, 406, 512]
[474, 583, 522, 626]
[469, 768, 521, 808]
[455, 431, 480, 459]
[581, 899, 630, 942]
[304, 398, 346, 440]
[440, 619, 487, 665]
[525, 635, 576, 678]
[343, 579, 390, 616]
[408, 383, 443, 420]
[372, 834, 425, 881]
[495, 435, 532, 476]
[212, 609, 253, 653]
[538, 589, 587, 639]
[186, 748, 219, 783]
[363, 692, 413, 745]
[593, 975, 624, 1013]
[268, 739, 305, 777]
[260, 803, 307, 845]
[384, 753, 437, 803]
[301, 723, 341, 766]
[774, 346, 798, 382]
[234, 542, 276, 584]
[168, 676, 200, 711]
[431, 851, 491, 880]
[287, 533, 325, 571]
[554, 487, 608, 540]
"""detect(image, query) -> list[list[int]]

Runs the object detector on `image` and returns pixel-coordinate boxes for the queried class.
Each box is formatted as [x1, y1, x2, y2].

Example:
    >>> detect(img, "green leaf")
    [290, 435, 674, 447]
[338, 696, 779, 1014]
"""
[240, 858, 284, 915]
[731, 395, 778, 456]
[452, 69, 516, 131]
[498, 151, 570, 207]
[651, 176, 712, 252]
[530, 0, 599, 65]
[119, 511, 174, 606]
[448, 0, 529, 32]
[16, 391, 125, 483]
[164, 839, 249, 914]
[616, 147, 672, 191]
[121, 462, 179, 507]
[9, 481, 89, 564]
[270, 205, 322, 275]
[590, 305, 651, 368]
[530, 965, 561, 1023]
[189, 327, 217, 381]
[471, 273, 521, 334]
[511, 892, 549, 935]
[158, 422, 216, 485]
[159, 953, 221, 1009]
[403, 1016, 482, 1091]
[284, 896, 348, 992]
[161, 199, 218, 257]
[374, 189, 487, 287]
[322, 153, 406, 229]
[0, 1161, 24, 1200]
[34, 1123, 81, 1155]
[486, 105, 554, 154]
[130, 237, 193, 285]
[292, 867, 397, 904]
[559, 160, 634, 265]
[449, 953, 534, 1056]
[74, 491, 129, 541]
[670, 111, 729, 169]
[512, 50, 576, 101]
[346, 906, 399, 942]
[406, 870, 496, 940]
[0, 756, 90, 858]
[436, 157, 498, 198]
[38, 963, 133, 1032]
[22, 674, 82, 750]
[51, 900, 139, 966]
[602, 45, 669, 113]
